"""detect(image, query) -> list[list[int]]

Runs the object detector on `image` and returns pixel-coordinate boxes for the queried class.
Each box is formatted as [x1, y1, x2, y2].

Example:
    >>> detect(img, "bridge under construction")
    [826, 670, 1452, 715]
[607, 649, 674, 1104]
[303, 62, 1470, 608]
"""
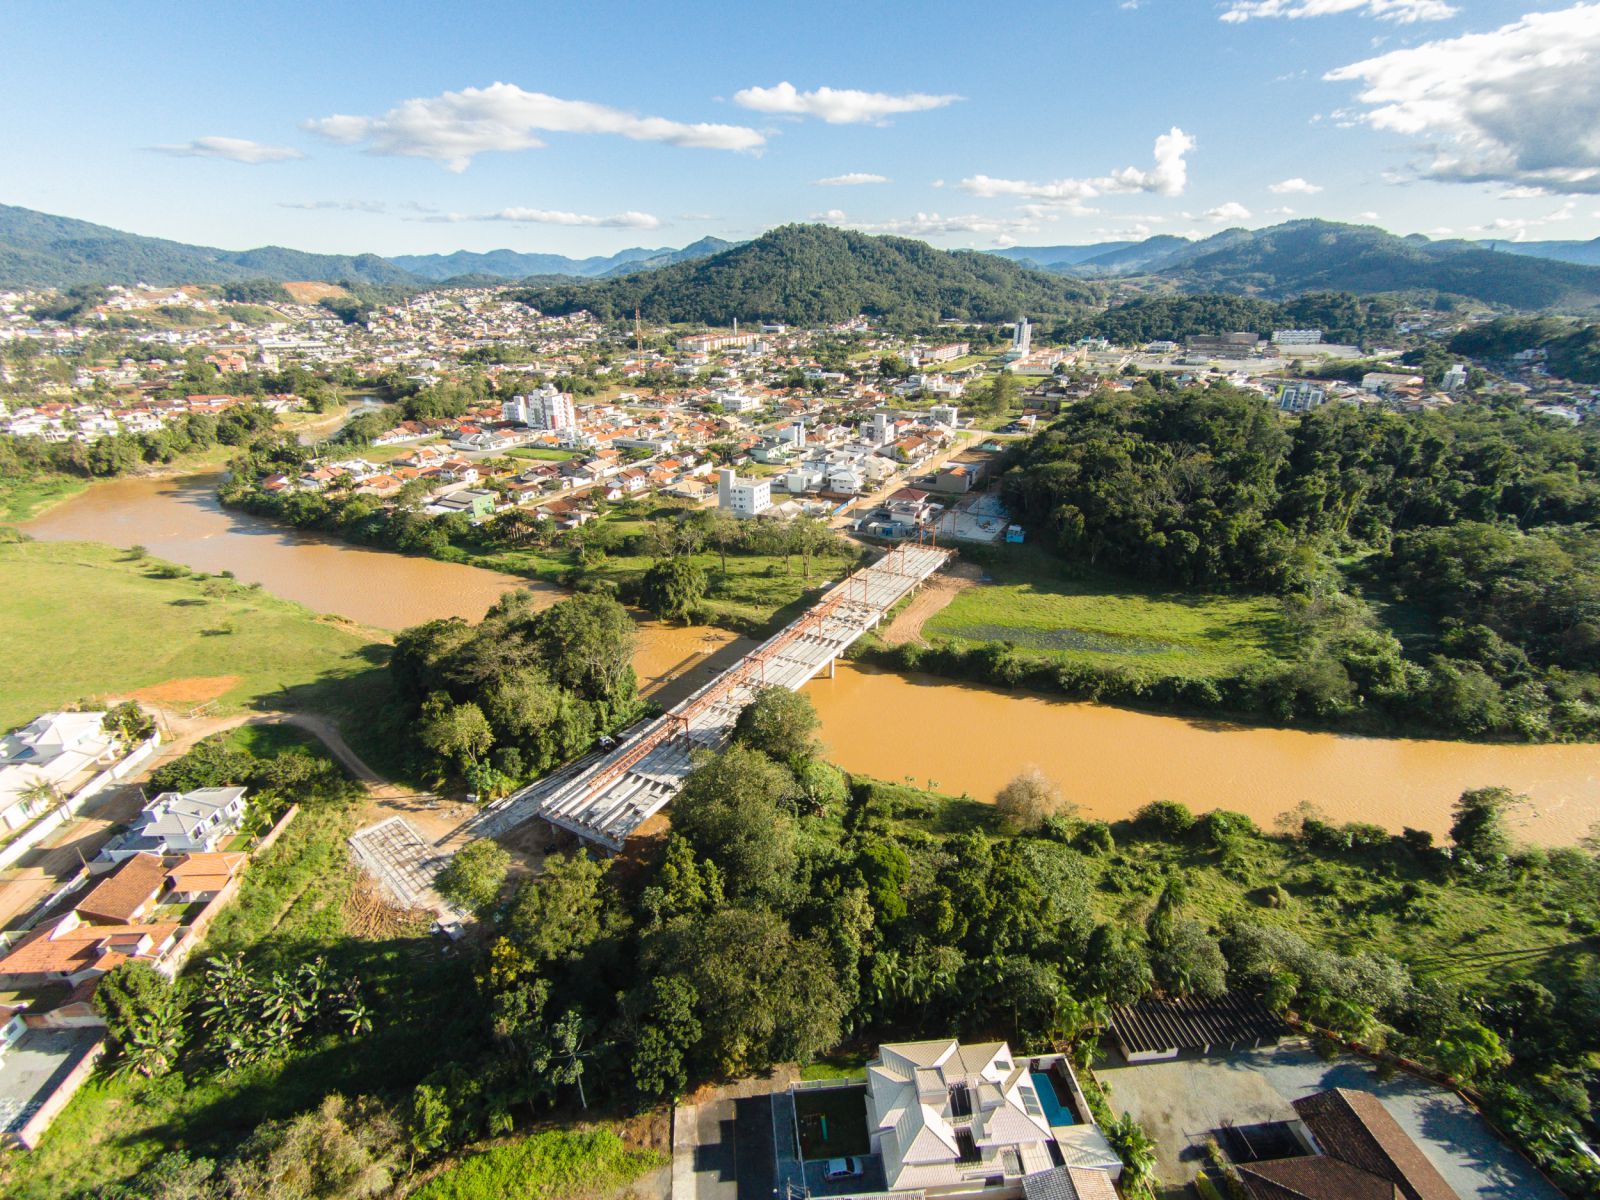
[472, 542, 954, 851]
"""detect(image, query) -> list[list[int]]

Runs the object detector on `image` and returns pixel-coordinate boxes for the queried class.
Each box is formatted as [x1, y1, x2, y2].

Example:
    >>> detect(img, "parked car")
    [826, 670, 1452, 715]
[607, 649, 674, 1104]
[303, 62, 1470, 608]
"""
[824, 1158, 863, 1181]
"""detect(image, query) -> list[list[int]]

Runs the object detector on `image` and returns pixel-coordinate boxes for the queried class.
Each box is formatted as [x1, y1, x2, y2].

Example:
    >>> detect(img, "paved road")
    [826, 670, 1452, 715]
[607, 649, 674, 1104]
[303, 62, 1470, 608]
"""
[674, 1073, 794, 1200]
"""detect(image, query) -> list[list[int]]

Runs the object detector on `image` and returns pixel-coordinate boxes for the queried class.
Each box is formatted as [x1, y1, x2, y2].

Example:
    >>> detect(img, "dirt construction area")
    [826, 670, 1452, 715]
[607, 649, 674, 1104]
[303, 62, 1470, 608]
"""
[879, 560, 983, 646]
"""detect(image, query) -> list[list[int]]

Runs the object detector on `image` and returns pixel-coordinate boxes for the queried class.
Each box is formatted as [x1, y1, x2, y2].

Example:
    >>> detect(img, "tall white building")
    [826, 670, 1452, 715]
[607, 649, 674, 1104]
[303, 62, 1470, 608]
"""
[503, 385, 576, 432]
[716, 468, 771, 517]
[1442, 363, 1469, 392]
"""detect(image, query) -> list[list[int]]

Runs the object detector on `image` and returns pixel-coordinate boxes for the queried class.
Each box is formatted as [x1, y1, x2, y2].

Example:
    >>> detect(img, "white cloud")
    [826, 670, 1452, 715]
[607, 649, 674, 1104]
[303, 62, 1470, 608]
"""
[815, 172, 890, 186]
[279, 199, 387, 213]
[306, 82, 764, 171]
[732, 82, 959, 124]
[1205, 201, 1253, 223]
[813, 210, 1040, 237]
[1326, 5, 1600, 194]
[1269, 177, 1323, 194]
[1471, 200, 1579, 238]
[1221, 0, 1456, 23]
[425, 208, 662, 229]
[959, 127, 1195, 209]
[149, 136, 304, 164]
[1266, 206, 1297, 216]
[1359, 210, 1381, 220]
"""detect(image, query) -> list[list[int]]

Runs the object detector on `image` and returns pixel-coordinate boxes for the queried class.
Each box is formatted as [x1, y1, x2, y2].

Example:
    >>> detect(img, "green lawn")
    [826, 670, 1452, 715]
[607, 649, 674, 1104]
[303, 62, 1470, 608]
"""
[0, 475, 89, 525]
[923, 545, 1291, 679]
[0, 538, 407, 779]
[793, 1087, 872, 1160]
[507, 446, 578, 462]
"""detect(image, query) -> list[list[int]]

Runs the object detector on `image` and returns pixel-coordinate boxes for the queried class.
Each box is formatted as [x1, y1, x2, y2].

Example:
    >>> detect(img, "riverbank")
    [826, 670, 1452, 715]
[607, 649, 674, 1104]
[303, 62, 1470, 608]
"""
[0, 536, 410, 780]
[19, 473, 1600, 844]
[221, 483, 861, 636]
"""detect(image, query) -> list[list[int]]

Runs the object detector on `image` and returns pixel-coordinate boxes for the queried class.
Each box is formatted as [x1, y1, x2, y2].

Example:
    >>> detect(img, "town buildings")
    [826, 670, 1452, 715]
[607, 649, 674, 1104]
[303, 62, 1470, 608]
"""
[716, 467, 772, 517]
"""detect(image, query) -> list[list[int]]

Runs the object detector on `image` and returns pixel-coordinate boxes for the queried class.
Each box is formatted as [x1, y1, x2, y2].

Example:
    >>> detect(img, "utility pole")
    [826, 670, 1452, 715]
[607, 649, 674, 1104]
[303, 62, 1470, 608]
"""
[634, 306, 642, 355]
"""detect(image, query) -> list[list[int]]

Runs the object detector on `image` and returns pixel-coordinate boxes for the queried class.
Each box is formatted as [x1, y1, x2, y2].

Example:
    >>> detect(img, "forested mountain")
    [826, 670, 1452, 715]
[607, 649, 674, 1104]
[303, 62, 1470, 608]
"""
[1052, 292, 1401, 348]
[989, 242, 1137, 268]
[0, 203, 419, 288]
[1449, 316, 1600, 384]
[1147, 221, 1600, 309]
[514, 224, 1101, 327]
[1478, 237, 1600, 267]
[389, 238, 736, 282]
[594, 237, 737, 278]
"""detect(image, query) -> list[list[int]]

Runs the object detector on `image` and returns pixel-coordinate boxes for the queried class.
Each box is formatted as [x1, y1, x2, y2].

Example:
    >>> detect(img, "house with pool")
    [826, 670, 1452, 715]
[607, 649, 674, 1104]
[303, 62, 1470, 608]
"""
[859, 1038, 1122, 1197]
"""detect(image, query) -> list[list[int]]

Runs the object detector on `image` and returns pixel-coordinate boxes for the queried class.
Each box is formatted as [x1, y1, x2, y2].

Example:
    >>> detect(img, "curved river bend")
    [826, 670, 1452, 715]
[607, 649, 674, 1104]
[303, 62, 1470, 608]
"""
[25, 475, 1600, 844]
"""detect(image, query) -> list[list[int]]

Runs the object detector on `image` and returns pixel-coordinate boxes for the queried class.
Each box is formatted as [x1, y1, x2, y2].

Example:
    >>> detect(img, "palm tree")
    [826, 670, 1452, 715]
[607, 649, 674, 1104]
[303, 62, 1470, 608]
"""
[18, 779, 64, 818]
[1107, 1112, 1160, 1193]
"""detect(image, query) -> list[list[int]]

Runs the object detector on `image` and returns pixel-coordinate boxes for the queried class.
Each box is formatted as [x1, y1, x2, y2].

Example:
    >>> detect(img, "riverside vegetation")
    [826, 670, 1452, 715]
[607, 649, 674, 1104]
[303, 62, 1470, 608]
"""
[5, 608, 1597, 1197]
[867, 381, 1600, 744]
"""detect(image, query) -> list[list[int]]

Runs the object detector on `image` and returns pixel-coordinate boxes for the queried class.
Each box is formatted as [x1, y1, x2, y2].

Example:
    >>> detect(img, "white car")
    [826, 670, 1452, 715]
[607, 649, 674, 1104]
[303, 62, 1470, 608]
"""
[823, 1158, 863, 1181]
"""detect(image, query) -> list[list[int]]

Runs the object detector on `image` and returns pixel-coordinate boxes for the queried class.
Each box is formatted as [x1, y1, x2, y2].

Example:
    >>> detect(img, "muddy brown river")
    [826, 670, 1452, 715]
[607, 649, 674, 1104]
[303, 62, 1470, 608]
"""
[26, 474, 1600, 843]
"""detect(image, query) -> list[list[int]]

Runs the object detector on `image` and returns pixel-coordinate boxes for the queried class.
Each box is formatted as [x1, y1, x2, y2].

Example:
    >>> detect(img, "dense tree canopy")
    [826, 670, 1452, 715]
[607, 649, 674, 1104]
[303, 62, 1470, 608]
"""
[1000, 383, 1600, 740]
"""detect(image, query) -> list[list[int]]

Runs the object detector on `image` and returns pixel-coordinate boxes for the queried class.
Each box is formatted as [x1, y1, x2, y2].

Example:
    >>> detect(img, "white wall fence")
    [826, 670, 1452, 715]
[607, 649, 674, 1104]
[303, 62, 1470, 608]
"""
[0, 731, 161, 872]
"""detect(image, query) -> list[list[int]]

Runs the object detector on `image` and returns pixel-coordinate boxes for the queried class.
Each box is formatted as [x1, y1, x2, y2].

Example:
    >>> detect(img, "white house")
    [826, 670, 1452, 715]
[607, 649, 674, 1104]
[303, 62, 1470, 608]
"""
[864, 1039, 1120, 1197]
[100, 787, 248, 862]
[716, 468, 771, 517]
[0, 712, 120, 833]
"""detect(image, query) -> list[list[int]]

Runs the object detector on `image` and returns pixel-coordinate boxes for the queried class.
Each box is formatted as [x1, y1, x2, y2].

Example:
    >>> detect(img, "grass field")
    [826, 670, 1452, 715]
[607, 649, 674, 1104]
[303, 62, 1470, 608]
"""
[0, 475, 89, 525]
[412, 1130, 666, 1200]
[506, 445, 578, 462]
[0, 538, 406, 778]
[456, 504, 861, 633]
[923, 545, 1291, 679]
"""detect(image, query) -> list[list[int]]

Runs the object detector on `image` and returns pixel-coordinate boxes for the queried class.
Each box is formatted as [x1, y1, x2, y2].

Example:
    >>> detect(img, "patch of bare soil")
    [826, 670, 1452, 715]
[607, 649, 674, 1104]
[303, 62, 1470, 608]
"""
[879, 560, 983, 646]
[127, 675, 240, 706]
[343, 873, 432, 940]
[281, 281, 347, 303]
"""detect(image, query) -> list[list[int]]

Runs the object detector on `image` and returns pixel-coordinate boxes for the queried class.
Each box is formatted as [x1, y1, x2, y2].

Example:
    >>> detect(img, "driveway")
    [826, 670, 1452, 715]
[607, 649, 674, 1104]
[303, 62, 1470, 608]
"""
[1095, 1039, 1562, 1200]
[674, 1072, 794, 1200]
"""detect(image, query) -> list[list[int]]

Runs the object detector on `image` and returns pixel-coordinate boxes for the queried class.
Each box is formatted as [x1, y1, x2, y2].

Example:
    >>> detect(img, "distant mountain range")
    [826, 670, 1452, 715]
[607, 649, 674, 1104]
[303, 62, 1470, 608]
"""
[514, 224, 1101, 327]
[0, 203, 418, 290]
[3, 202, 1599, 314]
[992, 222, 1600, 308]
[0, 203, 737, 290]
[997, 228, 1600, 275]
[388, 237, 737, 282]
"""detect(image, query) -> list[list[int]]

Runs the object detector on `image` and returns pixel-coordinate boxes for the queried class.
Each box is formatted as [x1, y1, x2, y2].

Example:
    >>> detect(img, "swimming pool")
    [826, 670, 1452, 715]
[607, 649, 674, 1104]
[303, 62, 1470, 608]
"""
[1030, 1071, 1076, 1127]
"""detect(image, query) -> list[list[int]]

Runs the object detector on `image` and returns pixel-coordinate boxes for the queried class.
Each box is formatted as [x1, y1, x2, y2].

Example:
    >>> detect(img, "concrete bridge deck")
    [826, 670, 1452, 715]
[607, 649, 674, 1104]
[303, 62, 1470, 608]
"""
[472, 543, 953, 851]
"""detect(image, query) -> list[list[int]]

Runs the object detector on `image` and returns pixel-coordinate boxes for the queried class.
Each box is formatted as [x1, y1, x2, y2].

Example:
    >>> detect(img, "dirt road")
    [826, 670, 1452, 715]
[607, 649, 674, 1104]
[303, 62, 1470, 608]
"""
[0, 705, 406, 928]
[879, 560, 984, 646]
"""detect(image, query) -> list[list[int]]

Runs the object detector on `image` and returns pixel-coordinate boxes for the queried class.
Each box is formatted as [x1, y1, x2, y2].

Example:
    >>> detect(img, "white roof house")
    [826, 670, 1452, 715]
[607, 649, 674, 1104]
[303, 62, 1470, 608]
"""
[0, 712, 118, 832]
[100, 787, 248, 862]
[865, 1039, 1120, 1197]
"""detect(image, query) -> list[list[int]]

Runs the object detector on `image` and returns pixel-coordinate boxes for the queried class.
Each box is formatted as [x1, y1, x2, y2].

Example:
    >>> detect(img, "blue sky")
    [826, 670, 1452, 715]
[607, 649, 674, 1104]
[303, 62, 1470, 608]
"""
[5, 0, 1598, 256]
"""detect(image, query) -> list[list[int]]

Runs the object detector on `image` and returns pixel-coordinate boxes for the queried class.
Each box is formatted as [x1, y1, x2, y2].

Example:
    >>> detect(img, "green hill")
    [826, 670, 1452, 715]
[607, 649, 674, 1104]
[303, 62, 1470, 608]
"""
[0, 203, 420, 288]
[515, 224, 1101, 327]
[1146, 221, 1600, 310]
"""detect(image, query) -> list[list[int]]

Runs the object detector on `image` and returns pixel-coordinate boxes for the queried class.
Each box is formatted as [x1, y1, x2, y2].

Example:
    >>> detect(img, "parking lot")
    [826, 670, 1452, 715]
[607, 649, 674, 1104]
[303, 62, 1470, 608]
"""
[1095, 1039, 1562, 1200]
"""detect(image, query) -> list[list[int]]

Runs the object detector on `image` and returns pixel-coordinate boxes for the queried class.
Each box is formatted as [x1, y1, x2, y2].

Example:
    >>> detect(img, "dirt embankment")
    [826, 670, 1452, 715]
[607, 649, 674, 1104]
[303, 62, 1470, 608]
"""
[879, 560, 984, 646]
